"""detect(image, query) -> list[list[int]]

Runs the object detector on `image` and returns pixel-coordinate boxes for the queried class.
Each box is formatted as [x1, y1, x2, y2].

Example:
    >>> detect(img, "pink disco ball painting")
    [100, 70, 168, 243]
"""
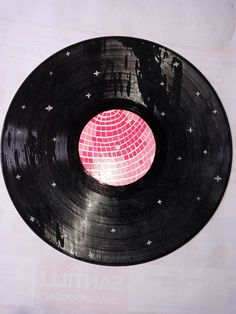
[78, 109, 156, 186]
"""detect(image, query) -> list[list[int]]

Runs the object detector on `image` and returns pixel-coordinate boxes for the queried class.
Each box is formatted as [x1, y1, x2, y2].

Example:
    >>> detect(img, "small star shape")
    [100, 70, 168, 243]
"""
[214, 175, 222, 183]
[177, 156, 182, 161]
[49, 71, 53, 76]
[146, 240, 152, 246]
[160, 81, 165, 86]
[88, 251, 94, 258]
[157, 199, 162, 205]
[30, 216, 35, 222]
[213, 109, 217, 114]
[111, 228, 116, 233]
[85, 93, 91, 99]
[52, 137, 57, 142]
[93, 70, 100, 76]
[161, 112, 166, 116]
[16, 174, 21, 180]
[21, 105, 26, 110]
[16, 130, 22, 135]
[203, 149, 208, 155]
[65, 51, 70, 56]
[128, 50, 133, 56]
[188, 127, 193, 133]
[45, 105, 53, 112]
[51, 182, 56, 188]
[196, 196, 201, 201]
[115, 145, 120, 151]
[196, 91, 201, 96]
[173, 61, 179, 67]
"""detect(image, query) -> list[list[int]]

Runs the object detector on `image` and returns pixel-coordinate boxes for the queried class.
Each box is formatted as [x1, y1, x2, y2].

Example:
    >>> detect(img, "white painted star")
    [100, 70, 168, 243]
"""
[157, 199, 162, 205]
[49, 71, 53, 76]
[111, 228, 116, 233]
[88, 251, 94, 258]
[16, 130, 22, 134]
[161, 112, 166, 116]
[65, 51, 70, 56]
[93, 70, 100, 76]
[51, 182, 56, 188]
[188, 126, 193, 133]
[177, 156, 182, 161]
[196, 196, 201, 201]
[52, 137, 57, 142]
[146, 240, 152, 246]
[173, 61, 179, 67]
[160, 81, 165, 86]
[196, 91, 201, 96]
[16, 174, 21, 180]
[203, 149, 208, 155]
[115, 145, 120, 151]
[85, 93, 91, 99]
[213, 109, 217, 114]
[21, 105, 26, 110]
[30, 216, 35, 222]
[45, 105, 53, 112]
[214, 175, 222, 182]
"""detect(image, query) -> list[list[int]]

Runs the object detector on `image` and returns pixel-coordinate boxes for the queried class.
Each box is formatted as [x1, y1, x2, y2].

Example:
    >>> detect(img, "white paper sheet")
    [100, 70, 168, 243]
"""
[0, 1, 235, 313]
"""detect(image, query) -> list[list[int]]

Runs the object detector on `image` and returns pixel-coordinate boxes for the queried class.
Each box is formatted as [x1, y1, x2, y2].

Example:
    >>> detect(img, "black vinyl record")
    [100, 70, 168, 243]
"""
[1, 36, 232, 266]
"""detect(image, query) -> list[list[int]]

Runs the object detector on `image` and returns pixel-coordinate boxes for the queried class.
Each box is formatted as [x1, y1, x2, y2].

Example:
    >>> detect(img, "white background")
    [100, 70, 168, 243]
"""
[0, 1, 236, 313]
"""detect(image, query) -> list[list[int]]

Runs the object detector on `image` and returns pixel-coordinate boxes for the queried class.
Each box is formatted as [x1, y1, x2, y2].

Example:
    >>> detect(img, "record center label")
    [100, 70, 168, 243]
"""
[78, 109, 156, 186]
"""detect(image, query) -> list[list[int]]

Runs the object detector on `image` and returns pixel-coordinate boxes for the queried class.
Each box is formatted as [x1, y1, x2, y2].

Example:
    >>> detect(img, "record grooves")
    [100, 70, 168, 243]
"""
[1, 36, 232, 266]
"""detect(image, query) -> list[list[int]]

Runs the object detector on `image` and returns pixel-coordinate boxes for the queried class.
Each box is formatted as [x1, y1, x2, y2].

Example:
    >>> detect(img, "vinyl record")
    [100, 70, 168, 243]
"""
[1, 36, 232, 266]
